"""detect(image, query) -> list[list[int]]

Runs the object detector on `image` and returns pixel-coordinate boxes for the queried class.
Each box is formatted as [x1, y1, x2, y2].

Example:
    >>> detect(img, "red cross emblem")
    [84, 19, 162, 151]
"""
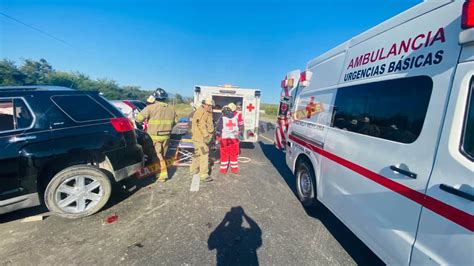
[305, 97, 316, 119]
[305, 97, 324, 119]
[225, 119, 236, 130]
[246, 103, 255, 112]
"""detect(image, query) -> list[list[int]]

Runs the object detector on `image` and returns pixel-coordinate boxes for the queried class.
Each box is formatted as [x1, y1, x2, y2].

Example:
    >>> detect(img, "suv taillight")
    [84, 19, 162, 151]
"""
[462, 0, 474, 29]
[110, 117, 134, 132]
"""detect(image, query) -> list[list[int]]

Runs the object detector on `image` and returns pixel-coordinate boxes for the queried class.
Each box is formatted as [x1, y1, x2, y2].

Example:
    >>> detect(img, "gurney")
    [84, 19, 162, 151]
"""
[168, 132, 194, 167]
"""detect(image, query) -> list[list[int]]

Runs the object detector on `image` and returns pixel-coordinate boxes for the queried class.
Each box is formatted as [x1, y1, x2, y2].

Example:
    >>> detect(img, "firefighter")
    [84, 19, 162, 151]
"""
[136, 88, 176, 182]
[190, 97, 215, 182]
[216, 105, 243, 174]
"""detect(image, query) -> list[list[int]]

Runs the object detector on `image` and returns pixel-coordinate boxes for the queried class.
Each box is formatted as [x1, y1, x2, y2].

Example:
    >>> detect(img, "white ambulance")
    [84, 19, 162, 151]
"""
[193, 85, 261, 142]
[278, 0, 473, 264]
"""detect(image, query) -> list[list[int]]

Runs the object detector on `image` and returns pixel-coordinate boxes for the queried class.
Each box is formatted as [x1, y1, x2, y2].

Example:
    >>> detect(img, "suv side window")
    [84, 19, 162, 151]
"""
[51, 95, 113, 122]
[0, 98, 34, 132]
[14, 98, 34, 129]
[461, 78, 474, 160]
[332, 76, 433, 144]
[0, 100, 14, 131]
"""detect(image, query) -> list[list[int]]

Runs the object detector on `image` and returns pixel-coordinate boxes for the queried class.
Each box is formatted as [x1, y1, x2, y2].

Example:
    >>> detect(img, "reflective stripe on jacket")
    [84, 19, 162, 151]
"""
[136, 102, 176, 141]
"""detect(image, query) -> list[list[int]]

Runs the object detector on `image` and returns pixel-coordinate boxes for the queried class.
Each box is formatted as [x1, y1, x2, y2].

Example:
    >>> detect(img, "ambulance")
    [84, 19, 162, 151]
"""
[276, 0, 473, 264]
[193, 85, 261, 142]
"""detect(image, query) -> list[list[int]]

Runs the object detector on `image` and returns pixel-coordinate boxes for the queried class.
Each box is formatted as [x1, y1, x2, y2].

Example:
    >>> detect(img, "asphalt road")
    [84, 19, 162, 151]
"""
[0, 122, 383, 266]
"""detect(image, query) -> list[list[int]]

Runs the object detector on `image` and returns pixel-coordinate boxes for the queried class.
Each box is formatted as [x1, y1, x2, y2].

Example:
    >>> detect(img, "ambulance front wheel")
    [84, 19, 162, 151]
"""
[295, 159, 317, 207]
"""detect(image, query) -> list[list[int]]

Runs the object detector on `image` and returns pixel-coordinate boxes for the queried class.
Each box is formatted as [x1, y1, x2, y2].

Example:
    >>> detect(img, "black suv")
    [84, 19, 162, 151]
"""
[0, 86, 144, 218]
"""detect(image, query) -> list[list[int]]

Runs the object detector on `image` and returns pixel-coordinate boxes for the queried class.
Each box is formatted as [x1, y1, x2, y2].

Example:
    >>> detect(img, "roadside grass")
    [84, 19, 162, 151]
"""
[260, 103, 278, 123]
[172, 103, 193, 119]
[171, 102, 277, 122]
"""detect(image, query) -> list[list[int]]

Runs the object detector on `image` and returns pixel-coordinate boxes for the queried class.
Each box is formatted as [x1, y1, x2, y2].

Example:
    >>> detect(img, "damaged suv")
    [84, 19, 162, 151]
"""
[0, 86, 144, 218]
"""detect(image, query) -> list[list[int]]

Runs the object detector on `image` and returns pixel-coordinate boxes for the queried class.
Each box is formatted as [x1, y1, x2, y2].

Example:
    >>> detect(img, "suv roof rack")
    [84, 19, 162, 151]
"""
[0, 85, 76, 91]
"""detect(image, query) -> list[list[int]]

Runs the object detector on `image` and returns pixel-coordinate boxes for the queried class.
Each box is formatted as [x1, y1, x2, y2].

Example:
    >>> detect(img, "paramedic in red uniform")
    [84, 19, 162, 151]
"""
[229, 102, 243, 155]
[216, 105, 243, 174]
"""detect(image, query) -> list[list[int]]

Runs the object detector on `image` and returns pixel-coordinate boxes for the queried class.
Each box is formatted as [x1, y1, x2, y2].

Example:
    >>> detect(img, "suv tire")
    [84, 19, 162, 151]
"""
[296, 159, 317, 207]
[44, 165, 112, 219]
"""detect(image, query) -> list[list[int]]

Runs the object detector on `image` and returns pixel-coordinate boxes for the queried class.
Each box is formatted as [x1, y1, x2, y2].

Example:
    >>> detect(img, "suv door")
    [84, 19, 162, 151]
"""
[410, 68, 474, 264]
[0, 97, 37, 202]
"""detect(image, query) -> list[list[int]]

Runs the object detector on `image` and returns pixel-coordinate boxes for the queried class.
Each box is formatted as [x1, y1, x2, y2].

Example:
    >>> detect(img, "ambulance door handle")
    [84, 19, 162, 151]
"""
[439, 184, 474, 202]
[390, 165, 417, 179]
[286, 141, 292, 148]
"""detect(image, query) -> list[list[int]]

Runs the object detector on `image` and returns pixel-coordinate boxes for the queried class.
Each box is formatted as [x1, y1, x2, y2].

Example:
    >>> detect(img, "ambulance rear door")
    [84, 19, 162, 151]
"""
[242, 89, 260, 142]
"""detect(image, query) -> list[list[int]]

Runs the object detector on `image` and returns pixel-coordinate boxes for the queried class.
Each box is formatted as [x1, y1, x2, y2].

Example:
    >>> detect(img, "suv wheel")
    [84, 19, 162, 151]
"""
[44, 165, 112, 219]
[296, 159, 317, 207]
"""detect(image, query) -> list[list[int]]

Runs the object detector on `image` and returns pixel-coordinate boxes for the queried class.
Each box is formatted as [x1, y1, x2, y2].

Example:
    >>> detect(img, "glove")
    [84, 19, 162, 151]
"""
[238, 135, 244, 141]
[204, 136, 212, 144]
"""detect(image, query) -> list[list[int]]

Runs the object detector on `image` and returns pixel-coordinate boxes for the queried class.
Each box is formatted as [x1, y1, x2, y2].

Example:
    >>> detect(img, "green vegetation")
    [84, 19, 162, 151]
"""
[174, 103, 193, 119]
[0, 58, 152, 100]
[260, 103, 278, 122]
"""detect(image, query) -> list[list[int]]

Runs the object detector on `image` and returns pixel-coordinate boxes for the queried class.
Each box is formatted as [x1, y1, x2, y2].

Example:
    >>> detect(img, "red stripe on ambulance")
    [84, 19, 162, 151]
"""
[289, 134, 474, 232]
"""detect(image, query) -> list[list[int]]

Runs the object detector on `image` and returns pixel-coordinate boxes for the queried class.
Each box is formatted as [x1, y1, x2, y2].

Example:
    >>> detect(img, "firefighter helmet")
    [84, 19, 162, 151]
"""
[153, 88, 168, 101]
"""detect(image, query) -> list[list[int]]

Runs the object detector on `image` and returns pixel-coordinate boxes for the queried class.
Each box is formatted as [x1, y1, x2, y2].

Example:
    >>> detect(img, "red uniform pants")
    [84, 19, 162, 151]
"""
[220, 139, 239, 173]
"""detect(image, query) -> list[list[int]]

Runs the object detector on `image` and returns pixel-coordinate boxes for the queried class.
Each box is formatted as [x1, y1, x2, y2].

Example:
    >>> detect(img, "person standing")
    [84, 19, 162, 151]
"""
[136, 88, 176, 182]
[216, 105, 242, 174]
[190, 97, 215, 182]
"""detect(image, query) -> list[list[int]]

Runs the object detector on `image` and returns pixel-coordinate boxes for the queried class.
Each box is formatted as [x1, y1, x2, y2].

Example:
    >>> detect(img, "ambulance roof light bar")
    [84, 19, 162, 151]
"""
[462, 0, 474, 29]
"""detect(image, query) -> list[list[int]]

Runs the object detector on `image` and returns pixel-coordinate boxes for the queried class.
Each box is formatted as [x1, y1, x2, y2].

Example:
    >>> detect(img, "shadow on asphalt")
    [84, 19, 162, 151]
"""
[208, 206, 262, 266]
[0, 205, 49, 224]
[102, 174, 156, 212]
[240, 142, 255, 149]
[258, 142, 384, 266]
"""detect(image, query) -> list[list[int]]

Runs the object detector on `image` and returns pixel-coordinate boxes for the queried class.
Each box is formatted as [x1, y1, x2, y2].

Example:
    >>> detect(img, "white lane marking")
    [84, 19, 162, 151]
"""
[190, 174, 200, 192]
[260, 134, 274, 144]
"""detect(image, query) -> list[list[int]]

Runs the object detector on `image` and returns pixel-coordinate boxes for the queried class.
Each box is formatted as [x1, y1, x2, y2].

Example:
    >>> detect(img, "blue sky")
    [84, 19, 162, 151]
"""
[1, 0, 420, 103]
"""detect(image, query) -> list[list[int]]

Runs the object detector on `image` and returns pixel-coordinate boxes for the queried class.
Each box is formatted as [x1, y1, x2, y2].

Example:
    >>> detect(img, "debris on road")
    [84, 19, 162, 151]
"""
[21, 213, 49, 223]
[104, 213, 119, 225]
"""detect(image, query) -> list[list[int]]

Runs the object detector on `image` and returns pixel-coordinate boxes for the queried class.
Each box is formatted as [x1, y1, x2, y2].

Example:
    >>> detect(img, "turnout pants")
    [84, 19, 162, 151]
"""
[220, 139, 239, 173]
[190, 141, 210, 179]
[153, 139, 170, 181]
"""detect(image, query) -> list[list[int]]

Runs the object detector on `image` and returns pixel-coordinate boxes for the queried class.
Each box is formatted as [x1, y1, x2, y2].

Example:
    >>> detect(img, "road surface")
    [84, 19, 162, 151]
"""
[0, 122, 382, 265]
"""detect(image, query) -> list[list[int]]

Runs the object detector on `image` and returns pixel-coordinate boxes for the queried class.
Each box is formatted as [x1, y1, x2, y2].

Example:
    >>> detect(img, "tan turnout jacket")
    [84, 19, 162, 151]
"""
[191, 106, 214, 143]
[136, 102, 176, 142]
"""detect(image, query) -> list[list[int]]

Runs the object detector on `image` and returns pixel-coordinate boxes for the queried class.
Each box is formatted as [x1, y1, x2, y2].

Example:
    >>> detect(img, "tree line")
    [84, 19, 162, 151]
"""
[0, 58, 190, 103]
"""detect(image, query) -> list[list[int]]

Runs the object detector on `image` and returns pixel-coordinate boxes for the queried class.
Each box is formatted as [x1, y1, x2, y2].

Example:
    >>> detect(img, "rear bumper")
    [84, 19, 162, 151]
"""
[114, 160, 144, 182]
[106, 142, 144, 182]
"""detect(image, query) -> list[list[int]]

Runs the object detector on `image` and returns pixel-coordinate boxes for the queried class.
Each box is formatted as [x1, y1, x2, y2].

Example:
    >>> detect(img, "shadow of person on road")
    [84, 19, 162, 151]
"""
[208, 206, 262, 266]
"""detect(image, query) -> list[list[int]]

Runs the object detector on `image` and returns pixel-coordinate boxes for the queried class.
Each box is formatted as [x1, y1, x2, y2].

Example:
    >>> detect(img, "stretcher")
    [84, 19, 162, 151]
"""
[168, 133, 194, 167]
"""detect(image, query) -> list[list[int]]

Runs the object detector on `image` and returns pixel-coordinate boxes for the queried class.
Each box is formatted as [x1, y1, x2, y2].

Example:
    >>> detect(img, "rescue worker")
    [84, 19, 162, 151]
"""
[216, 104, 243, 174]
[136, 88, 176, 182]
[190, 97, 215, 182]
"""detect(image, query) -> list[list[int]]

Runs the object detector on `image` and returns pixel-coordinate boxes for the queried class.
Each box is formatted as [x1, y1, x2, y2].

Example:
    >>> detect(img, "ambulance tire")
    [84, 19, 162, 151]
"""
[295, 159, 317, 207]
